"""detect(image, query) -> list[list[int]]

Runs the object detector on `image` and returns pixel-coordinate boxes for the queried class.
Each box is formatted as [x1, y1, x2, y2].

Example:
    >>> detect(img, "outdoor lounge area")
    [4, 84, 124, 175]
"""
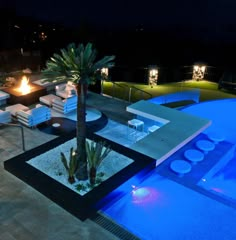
[1, 81, 236, 239]
[3, 2, 236, 238]
[0, 80, 78, 128]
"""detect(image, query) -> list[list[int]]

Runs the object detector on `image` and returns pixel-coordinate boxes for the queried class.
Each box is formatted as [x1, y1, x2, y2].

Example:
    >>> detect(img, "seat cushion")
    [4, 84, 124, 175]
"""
[30, 105, 50, 115]
[5, 104, 29, 116]
[0, 110, 11, 123]
[17, 106, 51, 127]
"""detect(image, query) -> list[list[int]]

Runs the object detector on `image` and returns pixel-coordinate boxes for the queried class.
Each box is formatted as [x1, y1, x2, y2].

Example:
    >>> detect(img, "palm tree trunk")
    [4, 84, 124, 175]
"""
[75, 82, 88, 180]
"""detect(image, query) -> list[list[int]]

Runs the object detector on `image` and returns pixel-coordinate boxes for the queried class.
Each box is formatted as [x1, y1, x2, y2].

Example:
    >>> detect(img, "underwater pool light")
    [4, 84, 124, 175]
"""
[131, 185, 159, 204]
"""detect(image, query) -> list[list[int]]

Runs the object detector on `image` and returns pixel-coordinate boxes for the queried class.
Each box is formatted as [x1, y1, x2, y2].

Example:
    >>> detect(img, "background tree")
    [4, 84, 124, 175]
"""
[42, 42, 115, 180]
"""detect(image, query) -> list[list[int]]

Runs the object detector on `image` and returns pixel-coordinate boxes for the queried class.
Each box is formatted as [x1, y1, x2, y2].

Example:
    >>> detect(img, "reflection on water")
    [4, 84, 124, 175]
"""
[181, 99, 236, 202]
[199, 156, 236, 202]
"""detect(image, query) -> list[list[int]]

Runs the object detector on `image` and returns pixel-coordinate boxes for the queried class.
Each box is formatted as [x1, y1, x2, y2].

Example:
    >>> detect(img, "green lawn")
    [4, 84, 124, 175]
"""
[102, 79, 236, 105]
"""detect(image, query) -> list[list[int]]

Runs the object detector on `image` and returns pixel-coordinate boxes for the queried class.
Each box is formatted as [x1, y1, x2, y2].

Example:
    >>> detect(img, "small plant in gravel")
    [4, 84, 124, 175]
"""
[60, 148, 78, 184]
[76, 172, 105, 193]
[86, 140, 111, 185]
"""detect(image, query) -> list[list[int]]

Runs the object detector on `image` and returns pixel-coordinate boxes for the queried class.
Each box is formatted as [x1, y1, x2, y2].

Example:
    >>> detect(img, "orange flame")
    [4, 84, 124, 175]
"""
[19, 76, 31, 94]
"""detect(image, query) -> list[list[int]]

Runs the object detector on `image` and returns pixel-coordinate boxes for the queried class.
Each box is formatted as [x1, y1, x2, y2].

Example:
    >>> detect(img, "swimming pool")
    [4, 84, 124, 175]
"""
[101, 99, 236, 240]
[181, 99, 236, 203]
[181, 98, 236, 144]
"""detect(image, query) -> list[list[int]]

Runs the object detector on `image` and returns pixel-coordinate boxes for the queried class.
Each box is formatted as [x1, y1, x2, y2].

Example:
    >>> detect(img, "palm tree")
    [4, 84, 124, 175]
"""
[42, 42, 115, 180]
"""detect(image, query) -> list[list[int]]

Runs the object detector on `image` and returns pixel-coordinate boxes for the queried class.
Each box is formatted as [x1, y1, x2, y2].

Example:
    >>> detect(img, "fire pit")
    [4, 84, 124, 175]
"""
[3, 76, 46, 106]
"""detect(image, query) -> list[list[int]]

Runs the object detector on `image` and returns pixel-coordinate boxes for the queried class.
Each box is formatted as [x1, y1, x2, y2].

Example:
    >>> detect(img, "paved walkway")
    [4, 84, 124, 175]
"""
[0, 92, 134, 240]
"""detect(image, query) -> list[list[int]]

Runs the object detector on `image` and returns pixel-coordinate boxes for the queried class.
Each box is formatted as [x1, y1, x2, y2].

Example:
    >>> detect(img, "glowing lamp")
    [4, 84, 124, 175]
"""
[192, 64, 207, 81]
[101, 68, 108, 79]
[148, 65, 158, 87]
[131, 186, 159, 204]
[100, 68, 109, 95]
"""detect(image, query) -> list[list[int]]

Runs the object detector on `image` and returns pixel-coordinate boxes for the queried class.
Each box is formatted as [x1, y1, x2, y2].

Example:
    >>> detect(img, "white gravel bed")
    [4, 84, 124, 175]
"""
[27, 138, 133, 195]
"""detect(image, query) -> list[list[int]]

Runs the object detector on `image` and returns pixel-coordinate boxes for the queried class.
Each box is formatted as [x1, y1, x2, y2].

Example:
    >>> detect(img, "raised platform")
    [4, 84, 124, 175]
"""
[127, 100, 211, 166]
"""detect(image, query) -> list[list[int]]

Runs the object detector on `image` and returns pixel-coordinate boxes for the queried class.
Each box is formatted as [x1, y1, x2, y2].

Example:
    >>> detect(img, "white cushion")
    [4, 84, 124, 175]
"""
[52, 95, 77, 114]
[17, 106, 51, 127]
[0, 110, 11, 123]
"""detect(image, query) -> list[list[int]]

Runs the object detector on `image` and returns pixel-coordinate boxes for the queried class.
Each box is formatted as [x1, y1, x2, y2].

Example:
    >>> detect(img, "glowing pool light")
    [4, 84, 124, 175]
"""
[132, 186, 158, 204]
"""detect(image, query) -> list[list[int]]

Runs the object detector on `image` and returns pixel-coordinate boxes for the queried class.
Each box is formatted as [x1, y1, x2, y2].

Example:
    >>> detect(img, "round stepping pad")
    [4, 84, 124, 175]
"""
[170, 160, 192, 176]
[184, 149, 204, 164]
[196, 140, 215, 154]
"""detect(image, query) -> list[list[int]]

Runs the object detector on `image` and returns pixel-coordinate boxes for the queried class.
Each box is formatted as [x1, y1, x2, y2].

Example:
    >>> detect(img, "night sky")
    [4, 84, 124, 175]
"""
[3, 0, 236, 29]
[1, 0, 236, 67]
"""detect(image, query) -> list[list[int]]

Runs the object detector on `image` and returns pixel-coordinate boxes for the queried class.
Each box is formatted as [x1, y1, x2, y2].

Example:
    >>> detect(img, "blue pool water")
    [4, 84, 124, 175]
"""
[101, 99, 236, 240]
[181, 98, 236, 144]
[102, 172, 236, 240]
[182, 99, 236, 203]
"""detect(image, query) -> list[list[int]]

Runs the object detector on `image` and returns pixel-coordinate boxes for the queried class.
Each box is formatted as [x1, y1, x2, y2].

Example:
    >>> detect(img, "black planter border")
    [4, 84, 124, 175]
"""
[4, 128, 155, 220]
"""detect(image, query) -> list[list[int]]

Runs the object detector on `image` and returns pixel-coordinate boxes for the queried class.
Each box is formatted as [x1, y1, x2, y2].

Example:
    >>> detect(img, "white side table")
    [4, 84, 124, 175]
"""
[127, 119, 144, 142]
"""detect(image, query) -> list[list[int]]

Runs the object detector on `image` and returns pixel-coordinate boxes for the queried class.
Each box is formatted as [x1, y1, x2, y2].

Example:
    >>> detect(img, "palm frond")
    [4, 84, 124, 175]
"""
[42, 42, 115, 86]
[91, 55, 115, 73]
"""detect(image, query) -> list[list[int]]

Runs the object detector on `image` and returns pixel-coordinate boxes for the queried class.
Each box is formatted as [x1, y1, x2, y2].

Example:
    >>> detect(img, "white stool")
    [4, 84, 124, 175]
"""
[148, 125, 160, 133]
[127, 119, 144, 142]
[207, 132, 225, 144]
[184, 149, 204, 165]
[170, 160, 192, 177]
[196, 140, 215, 154]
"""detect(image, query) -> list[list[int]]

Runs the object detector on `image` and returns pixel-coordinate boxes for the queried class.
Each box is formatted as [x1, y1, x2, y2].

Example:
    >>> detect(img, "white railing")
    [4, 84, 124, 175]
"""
[102, 81, 152, 102]
[148, 89, 200, 105]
